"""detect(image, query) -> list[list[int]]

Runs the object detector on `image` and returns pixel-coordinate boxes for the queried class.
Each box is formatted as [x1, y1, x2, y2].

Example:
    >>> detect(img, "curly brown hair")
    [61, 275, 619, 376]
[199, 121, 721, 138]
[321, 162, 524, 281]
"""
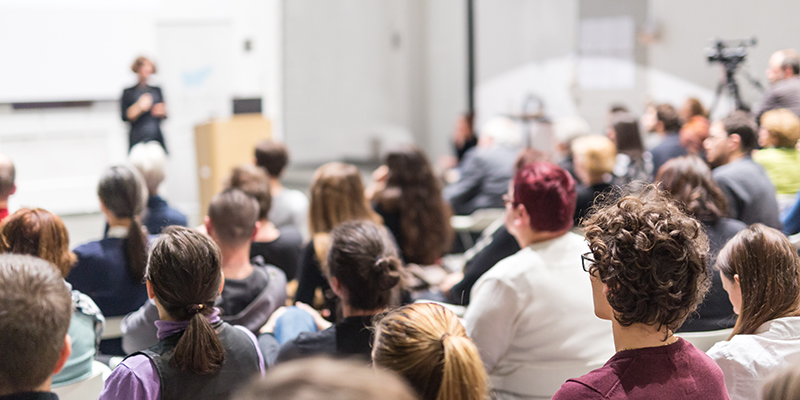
[583, 186, 710, 333]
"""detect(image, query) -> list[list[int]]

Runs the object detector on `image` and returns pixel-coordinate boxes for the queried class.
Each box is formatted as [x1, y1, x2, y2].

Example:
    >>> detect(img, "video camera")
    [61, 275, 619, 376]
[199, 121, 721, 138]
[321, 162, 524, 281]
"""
[706, 37, 757, 69]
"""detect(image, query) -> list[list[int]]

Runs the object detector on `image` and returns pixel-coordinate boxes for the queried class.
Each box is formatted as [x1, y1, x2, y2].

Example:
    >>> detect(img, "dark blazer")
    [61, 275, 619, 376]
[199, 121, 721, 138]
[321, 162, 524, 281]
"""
[443, 145, 518, 215]
[121, 84, 167, 151]
[713, 156, 782, 229]
[275, 315, 374, 363]
[143, 196, 187, 235]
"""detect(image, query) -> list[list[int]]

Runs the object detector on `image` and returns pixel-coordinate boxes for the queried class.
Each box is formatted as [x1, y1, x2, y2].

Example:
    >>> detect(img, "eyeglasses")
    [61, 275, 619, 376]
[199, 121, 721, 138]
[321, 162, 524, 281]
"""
[581, 252, 595, 273]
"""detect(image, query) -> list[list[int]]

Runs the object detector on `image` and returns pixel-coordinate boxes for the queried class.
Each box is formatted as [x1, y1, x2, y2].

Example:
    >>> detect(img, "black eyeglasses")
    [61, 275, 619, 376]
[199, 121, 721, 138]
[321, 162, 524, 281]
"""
[581, 252, 595, 273]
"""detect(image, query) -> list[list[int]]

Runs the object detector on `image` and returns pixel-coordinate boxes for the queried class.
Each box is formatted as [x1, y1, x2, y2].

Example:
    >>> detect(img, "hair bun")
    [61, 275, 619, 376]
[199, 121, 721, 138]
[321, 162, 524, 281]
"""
[374, 256, 401, 291]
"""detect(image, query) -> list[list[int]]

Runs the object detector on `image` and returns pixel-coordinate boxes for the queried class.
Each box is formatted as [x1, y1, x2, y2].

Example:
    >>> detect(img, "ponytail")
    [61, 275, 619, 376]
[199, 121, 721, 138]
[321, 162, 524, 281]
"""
[126, 218, 147, 281]
[439, 335, 486, 400]
[172, 308, 225, 375]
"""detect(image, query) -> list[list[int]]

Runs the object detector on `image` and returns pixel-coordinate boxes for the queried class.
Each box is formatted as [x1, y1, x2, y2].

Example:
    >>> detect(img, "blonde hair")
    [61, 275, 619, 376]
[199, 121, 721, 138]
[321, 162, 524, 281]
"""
[761, 108, 800, 148]
[373, 303, 488, 400]
[129, 141, 167, 195]
[572, 135, 617, 179]
[309, 162, 380, 235]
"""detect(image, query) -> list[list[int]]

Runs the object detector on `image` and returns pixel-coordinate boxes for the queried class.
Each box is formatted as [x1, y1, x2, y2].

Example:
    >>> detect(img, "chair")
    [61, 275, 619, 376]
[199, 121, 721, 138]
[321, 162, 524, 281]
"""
[496, 361, 606, 399]
[676, 328, 733, 352]
[451, 208, 505, 248]
[100, 316, 125, 340]
[52, 361, 111, 400]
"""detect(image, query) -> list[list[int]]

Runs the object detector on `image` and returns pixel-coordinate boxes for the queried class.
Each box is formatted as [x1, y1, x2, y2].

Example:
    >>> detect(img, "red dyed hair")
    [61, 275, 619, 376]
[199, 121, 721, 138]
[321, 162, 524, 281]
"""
[513, 162, 576, 232]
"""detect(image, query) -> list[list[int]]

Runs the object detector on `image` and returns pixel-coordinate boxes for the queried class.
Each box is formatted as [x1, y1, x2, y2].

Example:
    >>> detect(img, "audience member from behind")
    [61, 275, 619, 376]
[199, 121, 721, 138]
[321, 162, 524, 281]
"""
[66, 165, 149, 355]
[572, 135, 617, 225]
[679, 97, 711, 155]
[294, 162, 383, 316]
[0, 209, 103, 388]
[650, 103, 688, 174]
[753, 109, 800, 199]
[254, 140, 310, 240]
[0, 154, 14, 223]
[553, 116, 592, 180]
[707, 224, 800, 400]
[762, 363, 800, 400]
[704, 111, 782, 228]
[100, 227, 264, 400]
[370, 145, 453, 265]
[373, 303, 488, 400]
[553, 187, 728, 400]
[129, 142, 187, 234]
[443, 116, 522, 215]
[0, 254, 72, 400]
[235, 358, 416, 400]
[657, 156, 745, 332]
[757, 49, 800, 121]
[463, 162, 614, 399]
[607, 112, 652, 187]
[262, 220, 403, 363]
[227, 164, 302, 280]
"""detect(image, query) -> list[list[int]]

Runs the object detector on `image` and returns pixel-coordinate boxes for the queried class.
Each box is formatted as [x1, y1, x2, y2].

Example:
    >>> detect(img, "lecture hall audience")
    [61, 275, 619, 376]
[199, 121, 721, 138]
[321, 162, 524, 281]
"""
[753, 108, 800, 208]
[254, 140, 310, 240]
[552, 187, 729, 400]
[650, 103, 688, 174]
[128, 141, 187, 234]
[757, 49, 800, 121]
[607, 111, 653, 187]
[571, 135, 617, 225]
[679, 97, 711, 156]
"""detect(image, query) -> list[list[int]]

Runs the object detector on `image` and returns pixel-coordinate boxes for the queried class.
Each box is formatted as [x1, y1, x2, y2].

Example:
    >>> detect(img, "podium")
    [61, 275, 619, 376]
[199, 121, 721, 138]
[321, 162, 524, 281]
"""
[195, 115, 271, 216]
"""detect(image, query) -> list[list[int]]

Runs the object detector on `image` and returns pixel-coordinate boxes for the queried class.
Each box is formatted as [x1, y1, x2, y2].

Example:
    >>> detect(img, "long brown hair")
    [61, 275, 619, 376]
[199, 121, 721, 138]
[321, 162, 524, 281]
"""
[716, 224, 800, 338]
[309, 162, 381, 235]
[0, 208, 76, 278]
[373, 303, 488, 400]
[373, 146, 453, 265]
[147, 226, 225, 374]
[656, 156, 728, 223]
[98, 165, 148, 282]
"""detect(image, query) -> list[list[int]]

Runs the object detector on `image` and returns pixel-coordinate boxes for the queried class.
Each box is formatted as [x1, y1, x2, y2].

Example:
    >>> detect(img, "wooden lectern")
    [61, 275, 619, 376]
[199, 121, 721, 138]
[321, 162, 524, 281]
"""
[194, 114, 271, 216]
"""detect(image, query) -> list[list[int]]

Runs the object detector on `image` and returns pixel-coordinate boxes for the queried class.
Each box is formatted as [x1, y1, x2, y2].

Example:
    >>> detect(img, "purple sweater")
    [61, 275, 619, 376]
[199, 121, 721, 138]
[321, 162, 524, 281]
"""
[552, 338, 729, 400]
[99, 310, 264, 400]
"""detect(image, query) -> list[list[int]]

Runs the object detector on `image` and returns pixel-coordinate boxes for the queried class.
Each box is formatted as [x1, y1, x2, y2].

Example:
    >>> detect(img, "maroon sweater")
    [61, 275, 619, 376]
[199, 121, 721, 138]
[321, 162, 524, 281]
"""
[552, 338, 729, 400]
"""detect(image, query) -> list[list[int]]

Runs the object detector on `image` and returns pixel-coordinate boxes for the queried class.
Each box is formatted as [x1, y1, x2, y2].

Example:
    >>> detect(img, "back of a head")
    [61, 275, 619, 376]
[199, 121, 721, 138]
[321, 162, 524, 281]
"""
[0, 153, 14, 200]
[722, 111, 759, 152]
[235, 357, 416, 400]
[129, 141, 168, 195]
[761, 108, 800, 148]
[373, 303, 488, 400]
[571, 135, 617, 179]
[657, 156, 728, 223]
[98, 165, 148, 281]
[480, 116, 523, 148]
[656, 103, 682, 132]
[0, 254, 71, 394]
[779, 49, 800, 75]
[208, 188, 259, 247]
[553, 116, 591, 145]
[309, 162, 377, 235]
[513, 162, 576, 232]
[610, 112, 644, 155]
[226, 164, 271, 221]
[327, 220, 402, 311]
[763, 363, 800, 400]
[684, 98, 707, 120]
[716, 224, 800, 337]
[0, 208, 76, 278]
[583, 186, 710, 332]
[147, 226, 225, 374]
[254, 140, 290, 178]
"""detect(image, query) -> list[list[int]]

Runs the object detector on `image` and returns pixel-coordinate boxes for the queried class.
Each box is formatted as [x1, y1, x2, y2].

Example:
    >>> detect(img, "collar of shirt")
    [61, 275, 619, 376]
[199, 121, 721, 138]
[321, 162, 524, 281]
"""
[155, 308, 222, 340]
[106, 225, 129, 239]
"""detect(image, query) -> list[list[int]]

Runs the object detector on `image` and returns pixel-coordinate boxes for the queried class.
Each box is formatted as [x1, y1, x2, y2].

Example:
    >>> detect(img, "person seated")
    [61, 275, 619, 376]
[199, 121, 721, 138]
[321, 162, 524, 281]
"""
[129, 141, 187, 234]
[607, 112, 653, 186]
[679, 97, 711, 156]
[753, 108, 800, 204]
[553, 116, 592, 180]
[552, 187, 729, 400]
[463, 162, 614, 399]
[254, 140, 310, 240]
[707, 224, 800, 400]
[235, 358, 416, 400]
[572, 135, 617, 225]
[756, 49, 800, 121]
[260, 220, 403, 363]
[100, 227, 264, 400]
[227, 165, 302, 280]
[121, 189, 287, 352]
[369, 145, 453, 265]
[649, 103, 688, 174]
[373, 303, 488, 400]
[295, 162, 385, 318]
[657, 156, 745, 332]
[443, 117, 522, 215]
[0, 254, 73, 400]
[66, 165, 149, 355]
[0, 153, 14, 223]
[0, 209, 104, 388]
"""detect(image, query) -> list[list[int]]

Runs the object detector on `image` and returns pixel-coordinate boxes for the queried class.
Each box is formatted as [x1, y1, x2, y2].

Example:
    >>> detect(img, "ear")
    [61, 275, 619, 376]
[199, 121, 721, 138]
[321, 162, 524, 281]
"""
[328, 276, 345, 299]
[204, 216, 213, 237]
[146, 279, 155, 300]
[219, 271, 225, 295]
[733, 274, 741, 287]
[656, 121, 665, 132]
[251, 221, 261, 242]
[729, 133, 743, 151]
[52, 335, 72, 376]
[513, 204, 531, 230]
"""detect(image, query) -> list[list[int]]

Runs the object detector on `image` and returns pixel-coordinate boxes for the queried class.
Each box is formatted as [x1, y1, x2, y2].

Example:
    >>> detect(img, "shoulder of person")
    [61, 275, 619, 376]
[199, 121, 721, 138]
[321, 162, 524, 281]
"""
[552, 378, 605, 400]
[73, 240, 108, 261]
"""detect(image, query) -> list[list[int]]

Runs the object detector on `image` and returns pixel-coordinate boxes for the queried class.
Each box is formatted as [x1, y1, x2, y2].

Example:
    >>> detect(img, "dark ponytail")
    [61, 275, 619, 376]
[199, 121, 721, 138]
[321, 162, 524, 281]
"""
[327, 220, 403, 311]
[98, 165, 148, 281]
[147, 226, 225, 375]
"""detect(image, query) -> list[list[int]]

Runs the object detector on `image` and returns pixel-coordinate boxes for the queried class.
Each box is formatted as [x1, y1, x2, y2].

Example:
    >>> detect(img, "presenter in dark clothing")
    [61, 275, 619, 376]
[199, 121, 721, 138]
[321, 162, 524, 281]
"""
[121, 56, 167, 152]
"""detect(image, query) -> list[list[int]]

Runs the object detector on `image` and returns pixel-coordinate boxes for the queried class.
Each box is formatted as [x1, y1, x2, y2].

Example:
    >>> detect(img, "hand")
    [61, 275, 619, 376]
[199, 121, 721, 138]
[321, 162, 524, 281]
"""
[137, 93, 153, 112]
[295, 302, 333, 331]
[151, 102, 166, 118]
[259, 306, 288, 334]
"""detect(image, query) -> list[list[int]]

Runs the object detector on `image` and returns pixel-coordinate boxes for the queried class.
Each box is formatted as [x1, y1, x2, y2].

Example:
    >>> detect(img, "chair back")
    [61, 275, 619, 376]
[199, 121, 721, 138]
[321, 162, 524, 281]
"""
[676, 328, 733, 352]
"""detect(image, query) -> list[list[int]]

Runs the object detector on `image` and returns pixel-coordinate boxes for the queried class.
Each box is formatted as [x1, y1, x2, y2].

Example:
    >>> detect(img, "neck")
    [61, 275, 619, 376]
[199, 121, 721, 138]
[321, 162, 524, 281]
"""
[514, 229, 567, 248]
[0, 378, 52, 397]
[0, 198, 8, 209]
[612, 320, 675, 352]
[269, 178, 284, 196]
[727, 150, 746, 164]
[220, 244, 253, 280]
[108, 216, 132, 229]
[341, 304, 383, 319]
[255, 219, 281, 242]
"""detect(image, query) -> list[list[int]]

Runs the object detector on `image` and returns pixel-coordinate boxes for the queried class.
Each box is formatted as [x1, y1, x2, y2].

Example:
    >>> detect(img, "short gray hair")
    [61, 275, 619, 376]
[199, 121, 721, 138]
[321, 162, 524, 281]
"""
[129, 142, 167, 195]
